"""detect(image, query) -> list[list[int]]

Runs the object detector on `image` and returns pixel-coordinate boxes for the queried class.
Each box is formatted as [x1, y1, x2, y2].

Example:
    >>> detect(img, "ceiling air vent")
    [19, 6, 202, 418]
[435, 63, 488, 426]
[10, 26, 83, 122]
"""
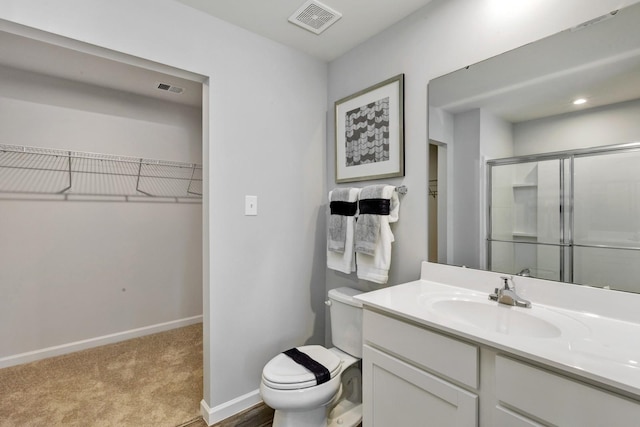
[288, 0, 342, 35]
[156, 82, 184, 94]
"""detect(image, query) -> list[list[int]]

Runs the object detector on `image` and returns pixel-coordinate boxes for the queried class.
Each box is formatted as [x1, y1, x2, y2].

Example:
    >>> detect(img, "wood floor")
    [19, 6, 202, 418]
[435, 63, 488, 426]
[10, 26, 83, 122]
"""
[180, 402, 274, 427]
[188, 402, 363, 427]
[210, 403, 274, 427]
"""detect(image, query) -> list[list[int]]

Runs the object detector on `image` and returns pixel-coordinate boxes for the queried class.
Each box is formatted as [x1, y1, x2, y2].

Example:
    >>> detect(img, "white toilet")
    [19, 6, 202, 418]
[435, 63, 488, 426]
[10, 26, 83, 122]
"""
[260, 287, 363, 427]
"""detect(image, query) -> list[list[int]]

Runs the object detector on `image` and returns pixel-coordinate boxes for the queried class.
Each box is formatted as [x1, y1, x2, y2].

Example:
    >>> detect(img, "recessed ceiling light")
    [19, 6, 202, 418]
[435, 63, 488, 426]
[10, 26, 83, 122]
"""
[573, 98, 587, 105]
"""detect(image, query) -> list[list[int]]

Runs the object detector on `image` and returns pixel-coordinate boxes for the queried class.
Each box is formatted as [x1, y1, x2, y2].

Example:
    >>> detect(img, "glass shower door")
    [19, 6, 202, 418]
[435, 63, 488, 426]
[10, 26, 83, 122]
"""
[573, 150, 640, 292]
[488, 159, 563, 281]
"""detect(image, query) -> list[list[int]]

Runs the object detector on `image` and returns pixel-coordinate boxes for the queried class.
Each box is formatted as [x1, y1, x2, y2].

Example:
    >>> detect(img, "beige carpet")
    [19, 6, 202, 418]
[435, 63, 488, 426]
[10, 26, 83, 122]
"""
[0, 323, 203, 427]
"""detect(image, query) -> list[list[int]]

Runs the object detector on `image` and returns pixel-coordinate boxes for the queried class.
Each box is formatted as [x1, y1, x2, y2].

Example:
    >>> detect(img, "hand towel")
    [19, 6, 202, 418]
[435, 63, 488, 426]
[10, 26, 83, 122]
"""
[327, 188, 360, 274]
[354, 184, 388, 256]
[356, 185, 400, 284]
[328, 188, 355, 253]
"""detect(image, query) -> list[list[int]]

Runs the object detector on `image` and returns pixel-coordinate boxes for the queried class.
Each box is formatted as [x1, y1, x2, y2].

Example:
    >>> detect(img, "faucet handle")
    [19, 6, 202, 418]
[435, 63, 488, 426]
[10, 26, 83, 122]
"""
[501, 275, 516, 290]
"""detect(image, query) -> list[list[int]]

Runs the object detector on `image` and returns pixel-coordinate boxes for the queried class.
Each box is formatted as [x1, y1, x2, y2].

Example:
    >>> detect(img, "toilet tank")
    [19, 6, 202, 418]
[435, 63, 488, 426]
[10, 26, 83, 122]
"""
[328, 287, 363, 358]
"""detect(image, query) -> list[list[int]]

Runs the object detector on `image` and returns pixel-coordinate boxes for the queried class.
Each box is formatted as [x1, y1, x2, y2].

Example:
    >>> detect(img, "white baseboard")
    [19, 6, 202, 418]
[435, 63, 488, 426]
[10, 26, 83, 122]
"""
[200, 389, 262, 426]
[0, 315, 203, 369]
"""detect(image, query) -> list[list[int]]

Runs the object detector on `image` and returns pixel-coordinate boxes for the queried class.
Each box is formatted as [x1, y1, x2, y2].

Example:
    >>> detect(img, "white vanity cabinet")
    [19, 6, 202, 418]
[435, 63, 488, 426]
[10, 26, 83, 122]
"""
[361, 308, 640, 427]
[356, 263, 640, 426]
[362, 310, 479, 426]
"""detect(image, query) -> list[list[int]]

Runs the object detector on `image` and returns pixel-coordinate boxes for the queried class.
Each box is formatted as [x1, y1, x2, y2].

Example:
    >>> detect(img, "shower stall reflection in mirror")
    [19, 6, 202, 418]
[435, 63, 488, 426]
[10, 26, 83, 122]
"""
[428, 141, 448, 264]
[0, 21, 207, 374]
[487, 143, 640, 293]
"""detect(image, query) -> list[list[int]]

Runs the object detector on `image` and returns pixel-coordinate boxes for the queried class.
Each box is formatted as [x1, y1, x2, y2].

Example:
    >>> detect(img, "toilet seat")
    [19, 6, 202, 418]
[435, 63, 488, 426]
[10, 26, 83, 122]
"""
[262, 345, 342, 390]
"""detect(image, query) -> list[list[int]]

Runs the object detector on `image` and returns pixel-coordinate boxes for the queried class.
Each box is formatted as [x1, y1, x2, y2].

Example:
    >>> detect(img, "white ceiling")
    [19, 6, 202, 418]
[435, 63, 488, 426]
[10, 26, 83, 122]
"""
[174, 0, 434, 61]
[2, 0, 638, 122]
[0, 0, 433, 108]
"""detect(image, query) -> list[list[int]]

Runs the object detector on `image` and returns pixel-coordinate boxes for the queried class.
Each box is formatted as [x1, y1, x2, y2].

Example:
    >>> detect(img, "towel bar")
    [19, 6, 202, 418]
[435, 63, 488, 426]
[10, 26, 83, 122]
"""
[395, 185, 408, 195]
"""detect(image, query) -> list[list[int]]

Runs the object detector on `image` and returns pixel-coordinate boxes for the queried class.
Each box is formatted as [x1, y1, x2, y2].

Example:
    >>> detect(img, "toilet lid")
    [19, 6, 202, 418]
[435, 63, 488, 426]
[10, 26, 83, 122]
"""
[262, 345, 342, 390]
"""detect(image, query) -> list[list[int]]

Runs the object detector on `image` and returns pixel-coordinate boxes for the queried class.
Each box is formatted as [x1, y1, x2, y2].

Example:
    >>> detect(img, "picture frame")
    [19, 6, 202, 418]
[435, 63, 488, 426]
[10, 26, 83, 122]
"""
[334, 74, 404, 183]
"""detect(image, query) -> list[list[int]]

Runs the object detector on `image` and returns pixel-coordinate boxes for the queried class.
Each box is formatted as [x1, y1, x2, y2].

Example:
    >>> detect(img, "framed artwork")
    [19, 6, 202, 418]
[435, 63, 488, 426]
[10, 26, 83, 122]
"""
[334, 74, 404, 183]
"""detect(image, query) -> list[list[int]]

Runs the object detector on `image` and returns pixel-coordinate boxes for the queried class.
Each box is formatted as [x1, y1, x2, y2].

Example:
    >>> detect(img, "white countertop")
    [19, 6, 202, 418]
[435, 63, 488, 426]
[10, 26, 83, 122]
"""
[356, 278, 640, 398]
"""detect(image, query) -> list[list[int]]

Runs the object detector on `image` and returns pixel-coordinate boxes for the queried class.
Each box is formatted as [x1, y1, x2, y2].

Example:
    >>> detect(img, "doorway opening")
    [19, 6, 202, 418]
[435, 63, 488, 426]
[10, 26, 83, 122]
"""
[0, 21, 209, 426]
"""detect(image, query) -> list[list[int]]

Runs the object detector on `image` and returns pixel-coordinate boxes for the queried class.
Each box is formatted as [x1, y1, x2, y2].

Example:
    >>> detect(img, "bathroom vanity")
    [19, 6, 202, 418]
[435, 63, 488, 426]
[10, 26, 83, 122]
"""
[356, 262, 640, 426]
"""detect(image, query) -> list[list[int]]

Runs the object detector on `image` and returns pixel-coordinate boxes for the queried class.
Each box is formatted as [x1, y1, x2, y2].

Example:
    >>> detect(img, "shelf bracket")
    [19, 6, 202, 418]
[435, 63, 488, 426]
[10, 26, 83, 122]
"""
[58, 151, 72, 194]
[187, 163, 202, 196]
[135, 158, 154, 197]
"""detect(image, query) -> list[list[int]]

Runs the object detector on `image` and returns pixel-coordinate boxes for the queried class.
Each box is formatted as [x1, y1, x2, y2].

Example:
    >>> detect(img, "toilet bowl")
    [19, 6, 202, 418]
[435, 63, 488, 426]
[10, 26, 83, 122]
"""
[260, 287, 363, 427]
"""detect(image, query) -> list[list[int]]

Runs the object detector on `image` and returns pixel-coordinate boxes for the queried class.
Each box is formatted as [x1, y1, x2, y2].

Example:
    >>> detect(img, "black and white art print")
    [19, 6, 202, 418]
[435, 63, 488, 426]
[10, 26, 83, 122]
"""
[335, 74, 404, 183]
[345, 97, 390, 166]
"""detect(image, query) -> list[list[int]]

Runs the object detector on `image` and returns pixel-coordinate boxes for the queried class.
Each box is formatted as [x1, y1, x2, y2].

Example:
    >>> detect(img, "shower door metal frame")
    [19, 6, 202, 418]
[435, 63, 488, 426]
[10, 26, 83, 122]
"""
[486, 141, 640, 284]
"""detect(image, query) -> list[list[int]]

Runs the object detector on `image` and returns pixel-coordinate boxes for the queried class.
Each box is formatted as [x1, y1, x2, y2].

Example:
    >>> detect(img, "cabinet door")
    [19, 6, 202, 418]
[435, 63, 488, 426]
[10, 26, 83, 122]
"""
[363, 345, 477, 427]
[495, 355, 640, 426]
[494, 405, 544, 427]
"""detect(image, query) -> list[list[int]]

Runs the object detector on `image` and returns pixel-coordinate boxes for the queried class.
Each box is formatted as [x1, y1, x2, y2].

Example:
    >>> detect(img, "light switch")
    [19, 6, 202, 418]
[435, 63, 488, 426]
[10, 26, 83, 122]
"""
[245, 195, 258, 216]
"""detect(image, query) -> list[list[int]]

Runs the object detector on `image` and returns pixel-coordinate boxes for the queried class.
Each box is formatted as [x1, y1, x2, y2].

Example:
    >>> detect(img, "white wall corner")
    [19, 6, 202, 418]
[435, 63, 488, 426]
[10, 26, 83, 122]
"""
[200, 390, 262, 426]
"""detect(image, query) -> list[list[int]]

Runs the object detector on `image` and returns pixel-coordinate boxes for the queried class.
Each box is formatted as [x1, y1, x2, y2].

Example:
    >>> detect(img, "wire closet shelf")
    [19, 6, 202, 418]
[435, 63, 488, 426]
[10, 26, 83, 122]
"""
[0, 144, 202, 203]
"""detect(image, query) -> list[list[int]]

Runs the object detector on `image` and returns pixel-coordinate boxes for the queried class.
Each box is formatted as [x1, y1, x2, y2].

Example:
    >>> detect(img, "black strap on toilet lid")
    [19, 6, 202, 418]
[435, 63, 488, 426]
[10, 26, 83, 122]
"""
[282, 348, 330, 385]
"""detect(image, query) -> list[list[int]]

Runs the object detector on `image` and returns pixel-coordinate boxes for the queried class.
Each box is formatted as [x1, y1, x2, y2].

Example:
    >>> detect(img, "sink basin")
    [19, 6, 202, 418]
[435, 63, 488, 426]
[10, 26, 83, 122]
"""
[431, 299, 561, 338]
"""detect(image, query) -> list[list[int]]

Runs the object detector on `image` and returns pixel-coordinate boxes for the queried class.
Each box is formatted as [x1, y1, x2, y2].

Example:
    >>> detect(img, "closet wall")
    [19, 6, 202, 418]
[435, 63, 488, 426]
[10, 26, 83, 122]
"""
[0, 63, 203, 365]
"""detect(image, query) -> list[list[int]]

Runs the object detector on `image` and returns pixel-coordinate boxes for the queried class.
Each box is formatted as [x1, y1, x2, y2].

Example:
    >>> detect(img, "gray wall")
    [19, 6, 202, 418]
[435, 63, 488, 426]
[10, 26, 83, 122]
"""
[453, 109, 481, 268]
[325, 0, 639, 343]
[0, 65, 202, 160]
[514, 98, 640, 155]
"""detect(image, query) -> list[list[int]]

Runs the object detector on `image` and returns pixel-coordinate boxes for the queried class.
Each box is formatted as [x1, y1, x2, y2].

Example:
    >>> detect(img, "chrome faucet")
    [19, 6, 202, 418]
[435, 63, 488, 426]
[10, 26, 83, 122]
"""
[489, 276, 532, 308]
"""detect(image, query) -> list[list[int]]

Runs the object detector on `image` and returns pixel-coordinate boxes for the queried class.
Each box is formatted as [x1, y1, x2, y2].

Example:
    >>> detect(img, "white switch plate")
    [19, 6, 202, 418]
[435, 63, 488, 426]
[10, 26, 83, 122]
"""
[245, 195, 258, 216]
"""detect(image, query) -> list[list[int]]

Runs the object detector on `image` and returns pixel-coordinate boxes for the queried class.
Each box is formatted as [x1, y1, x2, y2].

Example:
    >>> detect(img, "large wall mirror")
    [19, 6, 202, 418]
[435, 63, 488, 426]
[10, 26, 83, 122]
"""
[428, 2, 640, 293]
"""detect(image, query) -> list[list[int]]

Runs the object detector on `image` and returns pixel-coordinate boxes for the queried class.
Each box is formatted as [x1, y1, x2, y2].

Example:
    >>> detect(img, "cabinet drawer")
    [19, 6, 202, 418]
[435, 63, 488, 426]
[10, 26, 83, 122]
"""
[496, 355, 640, 426]
[363, 309, 478, 388]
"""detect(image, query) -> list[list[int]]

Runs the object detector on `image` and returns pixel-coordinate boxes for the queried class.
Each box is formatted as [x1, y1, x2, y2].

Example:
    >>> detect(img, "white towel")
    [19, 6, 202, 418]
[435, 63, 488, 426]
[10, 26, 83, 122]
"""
[328, 188, 353, 252]
[327, 188, 360, 274]
[354, 184, 387, 256]
[356, 185, 399, 284]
